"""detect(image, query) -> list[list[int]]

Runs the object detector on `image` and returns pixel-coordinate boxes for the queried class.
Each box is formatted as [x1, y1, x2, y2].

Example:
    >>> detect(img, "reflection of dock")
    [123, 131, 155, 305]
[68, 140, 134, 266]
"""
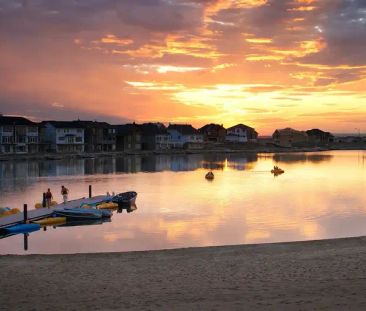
[0, 195, 108, 229]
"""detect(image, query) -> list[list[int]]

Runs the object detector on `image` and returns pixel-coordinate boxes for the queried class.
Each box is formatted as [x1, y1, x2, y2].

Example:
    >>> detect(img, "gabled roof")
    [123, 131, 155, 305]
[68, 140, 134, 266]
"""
[306, 129, 333, 137]
[0, 115, 37, 126]
[167, 124, 199, 135]
[273, 128, 307, 135]
[227, 124, 256, 131]
[198, 123, 226, 133]
[73, 120, 112, 128]
[139, 123, 168, 135]
[41, 121, 85, 129]
[115, 123, 141, 135]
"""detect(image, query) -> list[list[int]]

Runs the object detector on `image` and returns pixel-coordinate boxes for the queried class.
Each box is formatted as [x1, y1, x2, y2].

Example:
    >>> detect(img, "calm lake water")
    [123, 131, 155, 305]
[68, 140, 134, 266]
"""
[1, 150, 366, 254]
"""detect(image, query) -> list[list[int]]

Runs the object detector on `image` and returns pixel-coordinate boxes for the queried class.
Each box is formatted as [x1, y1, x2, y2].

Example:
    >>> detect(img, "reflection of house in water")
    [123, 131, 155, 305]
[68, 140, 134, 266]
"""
[226, 153, 258, 170]
[273, 153, 334, 164]
[200, 153, 259, 171]
[115, 156, 142, 173]
[84, 158, 116, 175]
[38, 159, 86, 176]
[0, 161, 42, 191]
[170, 155, 204, 171]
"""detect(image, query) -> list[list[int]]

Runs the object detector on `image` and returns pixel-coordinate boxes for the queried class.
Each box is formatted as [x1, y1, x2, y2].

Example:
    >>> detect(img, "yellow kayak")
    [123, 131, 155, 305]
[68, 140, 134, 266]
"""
[97, 202, 119, 210]
[0, 208, 20, 218]
[35, 201, 58, 209]
[33, 217, 66, 226]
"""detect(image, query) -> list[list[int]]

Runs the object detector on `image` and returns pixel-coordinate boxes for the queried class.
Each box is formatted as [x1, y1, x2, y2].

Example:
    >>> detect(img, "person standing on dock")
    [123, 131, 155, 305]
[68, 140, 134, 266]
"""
[45, 188, 53, 208]
[61, 185, 69, 204]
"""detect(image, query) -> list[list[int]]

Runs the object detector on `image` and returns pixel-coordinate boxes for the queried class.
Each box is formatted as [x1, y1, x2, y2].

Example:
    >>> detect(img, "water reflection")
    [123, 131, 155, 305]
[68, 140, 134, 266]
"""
[1, 151, 366, 254]
[0, 205, 138, 251]
[272, 153, 334, 164]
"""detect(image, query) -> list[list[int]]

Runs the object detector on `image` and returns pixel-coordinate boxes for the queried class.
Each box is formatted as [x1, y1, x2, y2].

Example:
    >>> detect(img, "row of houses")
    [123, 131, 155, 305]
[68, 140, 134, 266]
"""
[0, 115, 259, 154]
[272, 128, 335, 147]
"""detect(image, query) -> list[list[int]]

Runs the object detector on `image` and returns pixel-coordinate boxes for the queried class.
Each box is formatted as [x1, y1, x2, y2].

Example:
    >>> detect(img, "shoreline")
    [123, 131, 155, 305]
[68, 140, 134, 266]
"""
[1, 236, 366, 310]
[0, 144, 365, 162]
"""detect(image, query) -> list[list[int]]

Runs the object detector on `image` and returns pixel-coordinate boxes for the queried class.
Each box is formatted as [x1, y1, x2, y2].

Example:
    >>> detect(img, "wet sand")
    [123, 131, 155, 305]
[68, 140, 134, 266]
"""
[1, 237, 366, 310]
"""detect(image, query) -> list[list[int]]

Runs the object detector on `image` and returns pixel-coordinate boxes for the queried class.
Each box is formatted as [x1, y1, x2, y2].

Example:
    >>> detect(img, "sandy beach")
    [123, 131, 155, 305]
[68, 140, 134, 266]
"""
[1, 237, 366, 310]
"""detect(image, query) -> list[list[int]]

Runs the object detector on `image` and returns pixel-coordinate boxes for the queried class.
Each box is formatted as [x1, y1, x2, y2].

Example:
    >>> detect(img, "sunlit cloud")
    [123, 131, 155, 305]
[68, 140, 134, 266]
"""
[125, 81, 185, 91]
[0, 0, 365, 134]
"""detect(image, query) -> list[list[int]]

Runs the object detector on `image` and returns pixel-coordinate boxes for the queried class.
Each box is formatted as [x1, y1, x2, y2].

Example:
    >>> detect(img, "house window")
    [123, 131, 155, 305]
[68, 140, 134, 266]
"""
[28, 127, 38, 133]
[3, 126, 12, 132]
[2, 136, 12, 143]
[28, 137, 38, 143]
[75, 137, 82, 142]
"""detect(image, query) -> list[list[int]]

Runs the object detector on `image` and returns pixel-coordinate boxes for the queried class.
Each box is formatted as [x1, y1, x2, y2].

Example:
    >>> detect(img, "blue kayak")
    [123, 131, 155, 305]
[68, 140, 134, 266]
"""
[3, 223, 41, 234]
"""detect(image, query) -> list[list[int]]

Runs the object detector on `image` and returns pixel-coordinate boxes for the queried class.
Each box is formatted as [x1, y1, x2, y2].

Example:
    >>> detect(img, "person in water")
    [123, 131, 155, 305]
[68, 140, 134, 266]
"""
[45, 188, 53, 208]
[61, 185, 69, 204]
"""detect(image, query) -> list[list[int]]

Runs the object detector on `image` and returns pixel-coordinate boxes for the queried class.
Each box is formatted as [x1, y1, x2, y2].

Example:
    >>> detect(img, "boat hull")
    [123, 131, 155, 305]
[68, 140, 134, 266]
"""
[0, 223, 41, 235]
[53, 208, 103, 220]
[112, 191, 137, 207]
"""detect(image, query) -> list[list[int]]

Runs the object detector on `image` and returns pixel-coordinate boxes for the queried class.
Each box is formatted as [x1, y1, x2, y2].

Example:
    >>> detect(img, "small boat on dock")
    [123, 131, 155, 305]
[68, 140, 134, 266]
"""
[0, 223, 41, 235]
[97, 202, 119, 210]
[0, 207, 20, 217]
[112, 191, 137, 207]
[53, 208, 104, 220]
[33, 217, 66, 226]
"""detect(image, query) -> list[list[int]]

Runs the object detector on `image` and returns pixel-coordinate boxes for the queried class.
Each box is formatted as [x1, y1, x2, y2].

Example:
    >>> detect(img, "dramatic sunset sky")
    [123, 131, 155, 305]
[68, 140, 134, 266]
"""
[0, 0, 365, 134]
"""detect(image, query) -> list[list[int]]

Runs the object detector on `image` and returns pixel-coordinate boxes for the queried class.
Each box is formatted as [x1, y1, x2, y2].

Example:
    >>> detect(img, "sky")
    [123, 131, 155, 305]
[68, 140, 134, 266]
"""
[0, 0, 365, 135]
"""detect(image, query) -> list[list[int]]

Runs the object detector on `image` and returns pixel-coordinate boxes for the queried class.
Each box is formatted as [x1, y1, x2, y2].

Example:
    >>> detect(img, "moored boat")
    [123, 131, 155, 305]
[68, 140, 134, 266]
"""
[97, 202, 119, 210]
[53, 208, 103, 220]
[33, 217, 66, 226]
[271, 166, 285, 175]
[205, 171, 214, 180]
[0, 223, 41, 235]
[112, 191, 137, 207]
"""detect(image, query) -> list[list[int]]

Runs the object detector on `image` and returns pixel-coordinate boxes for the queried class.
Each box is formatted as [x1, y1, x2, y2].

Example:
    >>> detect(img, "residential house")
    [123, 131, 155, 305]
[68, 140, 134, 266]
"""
[225, 124, 258, 143]
[40, 121, 85, 153]
[306, 129, 334, 145]
[272, 128, 308, 147]
[115, 123, 142, 152]
[167, 124, 203, 149]
[198, 123, 226, 142]
[75, 121, 116, 152]
[0, 115, 39, 154]
[140, 123, 170, 150]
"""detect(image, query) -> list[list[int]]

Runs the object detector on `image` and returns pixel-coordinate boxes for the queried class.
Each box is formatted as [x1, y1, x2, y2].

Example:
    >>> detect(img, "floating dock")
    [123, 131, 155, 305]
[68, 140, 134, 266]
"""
[0, 195, 109, 229]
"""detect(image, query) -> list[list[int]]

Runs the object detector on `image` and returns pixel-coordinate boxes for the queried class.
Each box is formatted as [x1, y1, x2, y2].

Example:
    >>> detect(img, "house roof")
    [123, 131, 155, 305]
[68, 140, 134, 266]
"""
[73, 120, 112, 128]
[198, 123, 226, 133]
[167, 124, 199, 135]
[41, 121, 85, 129]
[0, 115, 37, 126]
[115, 124, 141, 135]
[227, 124, 256, 132]
[273, 128, 307, 135]
[306, 129, 333, 137]
[139, 123, 168, 135]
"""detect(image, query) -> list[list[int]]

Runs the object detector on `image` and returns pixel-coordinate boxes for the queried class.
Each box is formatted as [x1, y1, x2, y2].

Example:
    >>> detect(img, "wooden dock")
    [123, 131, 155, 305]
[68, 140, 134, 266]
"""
[0, 195, 109, 229]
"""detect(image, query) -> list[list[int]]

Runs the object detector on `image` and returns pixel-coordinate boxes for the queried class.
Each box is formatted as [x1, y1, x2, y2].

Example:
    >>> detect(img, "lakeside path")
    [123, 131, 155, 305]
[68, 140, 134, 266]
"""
[1, 237, 366, 310]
